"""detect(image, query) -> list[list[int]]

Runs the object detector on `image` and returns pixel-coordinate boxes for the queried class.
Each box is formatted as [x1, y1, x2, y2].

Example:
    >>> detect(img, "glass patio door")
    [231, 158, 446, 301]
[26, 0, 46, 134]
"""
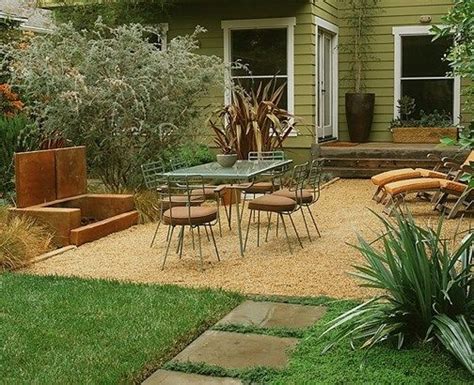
[317, 30, 334, 140]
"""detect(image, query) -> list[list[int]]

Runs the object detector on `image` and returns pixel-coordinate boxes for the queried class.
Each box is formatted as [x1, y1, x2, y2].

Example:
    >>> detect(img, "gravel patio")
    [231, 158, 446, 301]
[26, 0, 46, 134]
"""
[25, 179, 471, 299]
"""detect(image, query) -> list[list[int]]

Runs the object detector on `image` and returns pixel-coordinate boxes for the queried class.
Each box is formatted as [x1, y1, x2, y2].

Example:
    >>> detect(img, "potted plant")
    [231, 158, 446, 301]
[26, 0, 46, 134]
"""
[209, 80, 297, 162]
[343, 0, 381, 142]
[390, 96, 458, 143]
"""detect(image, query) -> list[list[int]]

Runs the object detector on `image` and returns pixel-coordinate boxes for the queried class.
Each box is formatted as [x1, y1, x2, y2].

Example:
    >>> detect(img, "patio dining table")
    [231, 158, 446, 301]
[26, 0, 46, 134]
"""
[164, 159, 293, 257]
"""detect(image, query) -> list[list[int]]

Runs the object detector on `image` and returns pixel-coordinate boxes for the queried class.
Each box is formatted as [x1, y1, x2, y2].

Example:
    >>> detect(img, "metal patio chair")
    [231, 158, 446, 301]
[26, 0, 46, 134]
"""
[159, 175, 221, 271]
[142, 161, 203, 247]
[244, 163, 306, 254]
[273, 159, 324, 241]
[240, 151, 288, 217]
[170, 156, 227, 235]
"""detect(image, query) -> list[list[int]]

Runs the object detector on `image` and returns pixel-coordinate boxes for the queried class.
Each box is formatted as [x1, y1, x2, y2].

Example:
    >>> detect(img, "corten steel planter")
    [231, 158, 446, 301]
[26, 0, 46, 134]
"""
[345, 93, 375, 143]
[392, 127, 458, 144]
[8, 146, 139, 246]
[216, 154, 238, 168]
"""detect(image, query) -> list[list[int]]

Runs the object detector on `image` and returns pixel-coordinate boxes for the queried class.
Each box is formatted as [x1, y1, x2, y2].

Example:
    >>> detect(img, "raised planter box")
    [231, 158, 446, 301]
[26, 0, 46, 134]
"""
[392, 127, 458, 144]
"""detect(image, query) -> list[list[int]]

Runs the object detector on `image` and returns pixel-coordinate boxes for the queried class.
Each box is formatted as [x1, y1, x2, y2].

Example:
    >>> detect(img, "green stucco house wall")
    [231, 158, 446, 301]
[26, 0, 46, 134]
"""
[41, 0, 465, 159]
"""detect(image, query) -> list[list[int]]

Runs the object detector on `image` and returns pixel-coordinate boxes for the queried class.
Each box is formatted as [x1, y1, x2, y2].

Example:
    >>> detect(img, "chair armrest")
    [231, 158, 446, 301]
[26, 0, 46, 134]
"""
[444, 161, 463, 170]
[427, 153, 442, 161]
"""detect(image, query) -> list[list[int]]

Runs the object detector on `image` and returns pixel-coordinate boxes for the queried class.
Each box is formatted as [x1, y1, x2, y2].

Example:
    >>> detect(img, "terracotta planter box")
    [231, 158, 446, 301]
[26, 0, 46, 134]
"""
[392, 127, 458, 144]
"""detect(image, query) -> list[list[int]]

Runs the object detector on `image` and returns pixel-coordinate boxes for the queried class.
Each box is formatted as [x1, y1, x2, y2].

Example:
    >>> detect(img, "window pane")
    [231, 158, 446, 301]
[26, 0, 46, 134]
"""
[402, 35, 452, 77]
[401, 79, 454, 117]
[231, 28, 287, 77]
[233, 77, 288, 110]
[323, 35, 332, 126]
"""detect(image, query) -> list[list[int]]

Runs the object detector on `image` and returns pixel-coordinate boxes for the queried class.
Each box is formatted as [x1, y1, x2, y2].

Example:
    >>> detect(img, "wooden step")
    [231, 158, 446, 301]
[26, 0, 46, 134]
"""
[323, 157, 438, 169]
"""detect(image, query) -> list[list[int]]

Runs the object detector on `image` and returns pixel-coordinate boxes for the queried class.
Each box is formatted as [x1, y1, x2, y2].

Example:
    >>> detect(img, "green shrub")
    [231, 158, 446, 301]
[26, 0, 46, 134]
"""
[5, 22, 225, 192]
[322, 212, 473, 375]
[0, 114, 38, 200]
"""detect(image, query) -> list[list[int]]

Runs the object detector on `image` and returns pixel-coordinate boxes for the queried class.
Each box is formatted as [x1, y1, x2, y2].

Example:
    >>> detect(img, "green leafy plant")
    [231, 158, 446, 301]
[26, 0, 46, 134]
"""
[0, 114, 39, 200]
[432, 0, 474, 113]
[4, 21, 225, 192]
[322, 212, 473, 375]
[342, 0, 381, 93]
[390, 97, 453, 128]
[209, 80, 297, 160]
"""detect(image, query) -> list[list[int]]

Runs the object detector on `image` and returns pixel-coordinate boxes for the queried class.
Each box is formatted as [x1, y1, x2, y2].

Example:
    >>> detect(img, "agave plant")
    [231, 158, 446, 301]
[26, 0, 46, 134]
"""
[322, 212, 473, 375]
[209, 79, 298, 159]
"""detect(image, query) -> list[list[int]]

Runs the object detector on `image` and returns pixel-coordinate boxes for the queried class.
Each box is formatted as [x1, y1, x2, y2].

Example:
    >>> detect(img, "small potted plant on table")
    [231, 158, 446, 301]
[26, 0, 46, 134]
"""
[211, 120, 238, 168]
[391, 96, 458, 143]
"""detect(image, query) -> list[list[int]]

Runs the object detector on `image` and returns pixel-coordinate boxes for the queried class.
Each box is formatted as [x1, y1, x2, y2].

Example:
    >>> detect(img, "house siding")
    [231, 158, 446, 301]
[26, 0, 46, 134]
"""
[42, 0, 466, 152]
[337, 0, 458, 142]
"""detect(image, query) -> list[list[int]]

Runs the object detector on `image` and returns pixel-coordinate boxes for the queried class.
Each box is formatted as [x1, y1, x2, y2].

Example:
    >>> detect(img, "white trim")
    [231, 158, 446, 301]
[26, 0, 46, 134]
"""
[158, 23, 169, 50]
[392, 25, 460, 124]
[222, 17, 296, 118]
[315, 17, 339, 142]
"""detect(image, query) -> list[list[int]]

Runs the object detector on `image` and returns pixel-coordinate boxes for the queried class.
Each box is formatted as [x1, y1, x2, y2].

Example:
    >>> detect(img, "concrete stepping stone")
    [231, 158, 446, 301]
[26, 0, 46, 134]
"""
[216, 300, 327, 329]
[172, 330, 298, 369]
[142, 370, 242, 385]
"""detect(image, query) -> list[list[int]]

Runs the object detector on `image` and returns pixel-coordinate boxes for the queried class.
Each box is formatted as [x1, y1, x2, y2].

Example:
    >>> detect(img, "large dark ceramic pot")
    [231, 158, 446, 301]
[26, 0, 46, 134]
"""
[345, 93, 375, 143]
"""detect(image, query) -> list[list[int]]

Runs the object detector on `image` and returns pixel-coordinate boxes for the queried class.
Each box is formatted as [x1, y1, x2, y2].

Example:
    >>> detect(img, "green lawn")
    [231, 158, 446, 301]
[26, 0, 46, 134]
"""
[269, 299, 473, 385]
[0, 273, 242, 384]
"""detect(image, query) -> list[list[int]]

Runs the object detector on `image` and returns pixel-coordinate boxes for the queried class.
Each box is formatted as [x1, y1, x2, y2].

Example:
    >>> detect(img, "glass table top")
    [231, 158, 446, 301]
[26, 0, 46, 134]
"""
[164, 160, 293, 180]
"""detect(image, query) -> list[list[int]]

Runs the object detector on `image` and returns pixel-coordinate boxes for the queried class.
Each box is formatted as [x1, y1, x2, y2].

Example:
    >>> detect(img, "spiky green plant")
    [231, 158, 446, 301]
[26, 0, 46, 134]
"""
[209, 79, 298, 160]
[322, 212, 473, 375]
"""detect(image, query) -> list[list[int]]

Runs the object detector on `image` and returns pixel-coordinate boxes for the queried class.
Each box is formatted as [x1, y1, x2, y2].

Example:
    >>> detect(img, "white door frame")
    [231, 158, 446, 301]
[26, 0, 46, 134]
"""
[315, 17, 339, 142]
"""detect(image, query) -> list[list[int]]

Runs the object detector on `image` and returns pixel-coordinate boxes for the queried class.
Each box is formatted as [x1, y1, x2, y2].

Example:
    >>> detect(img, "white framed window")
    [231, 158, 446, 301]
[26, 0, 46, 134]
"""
[147, 23, 169, 51]
[393, 26, 460, 124]
[222, 18, 295, 114]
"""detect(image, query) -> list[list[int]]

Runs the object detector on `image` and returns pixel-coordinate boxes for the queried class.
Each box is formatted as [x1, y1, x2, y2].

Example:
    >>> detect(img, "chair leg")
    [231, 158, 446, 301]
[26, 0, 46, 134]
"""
[161, 226, 175, 270]
[244, 210, 253, 251]
[176, 226, 184, 256]
[288, 213, 303, 249]
[300, 207, 312, 242]
[306, 206, 321, 237]
[197, 226, 204, 272]
[257, 210, 261, 247]
[372, 186, 382, 202]
[279, 214, 293, 254]
[150, 220, 161, 248]
[240, 193, 247, 219]
[208, 225, 220, 262]
[276, 214, 280, 238]
[204, 225, 210, 242]
[265, 212, 273, 242]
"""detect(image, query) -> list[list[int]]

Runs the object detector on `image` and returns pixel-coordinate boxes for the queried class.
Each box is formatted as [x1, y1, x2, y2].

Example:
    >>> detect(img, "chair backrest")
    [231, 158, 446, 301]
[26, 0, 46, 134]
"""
[170, 158, 190, 171]
[248, 151, 285, 161]
[288, 162, 309, 193]
[141, 161, 165, 190]
[306, 159, 325, 203]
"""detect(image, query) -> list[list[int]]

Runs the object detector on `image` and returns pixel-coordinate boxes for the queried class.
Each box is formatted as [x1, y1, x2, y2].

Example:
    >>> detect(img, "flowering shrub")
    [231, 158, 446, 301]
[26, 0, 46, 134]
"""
[4, 21, 225, 191]
[0, 84, 23, 117]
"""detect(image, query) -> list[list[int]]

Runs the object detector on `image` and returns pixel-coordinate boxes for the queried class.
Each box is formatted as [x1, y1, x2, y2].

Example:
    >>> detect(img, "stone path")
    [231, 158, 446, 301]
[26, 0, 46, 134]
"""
[143, 300, 327, 385]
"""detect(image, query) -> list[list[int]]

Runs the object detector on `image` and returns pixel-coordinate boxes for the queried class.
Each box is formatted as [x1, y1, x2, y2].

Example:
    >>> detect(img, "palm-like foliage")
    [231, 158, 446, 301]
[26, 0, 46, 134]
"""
[322, 212, 473, 375]
[209, 80, 298, 159]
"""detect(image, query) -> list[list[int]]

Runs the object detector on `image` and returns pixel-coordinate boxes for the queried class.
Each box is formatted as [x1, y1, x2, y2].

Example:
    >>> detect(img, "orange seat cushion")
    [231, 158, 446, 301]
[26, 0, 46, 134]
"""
[415, 168, 447, 179]
[242, 181, 278, 194]
[384, 178, 442, 196]
[191, 186, 225, 200]
[371, 168, 419, 186]
[248, 195, 297, 212]
[273, 188, 313, 204]
[163, 206, 217, 226]
[462, 151, 474, 166]
[440, 180, 467, 194]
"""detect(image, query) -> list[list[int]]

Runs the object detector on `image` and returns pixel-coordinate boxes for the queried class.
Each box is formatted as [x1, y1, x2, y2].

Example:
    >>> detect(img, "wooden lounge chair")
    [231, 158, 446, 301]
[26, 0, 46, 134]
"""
[371, 151, 474, 203]
[382, 174, 473, 219]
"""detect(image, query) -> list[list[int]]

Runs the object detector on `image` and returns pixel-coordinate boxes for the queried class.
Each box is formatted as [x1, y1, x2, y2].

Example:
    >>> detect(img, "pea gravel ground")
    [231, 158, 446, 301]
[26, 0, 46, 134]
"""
[25, 179, 472, 299]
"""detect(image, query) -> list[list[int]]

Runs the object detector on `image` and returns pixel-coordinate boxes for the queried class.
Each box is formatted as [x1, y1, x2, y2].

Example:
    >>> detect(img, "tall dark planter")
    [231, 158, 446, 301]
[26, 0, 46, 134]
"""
[345, 93, 375, 143]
